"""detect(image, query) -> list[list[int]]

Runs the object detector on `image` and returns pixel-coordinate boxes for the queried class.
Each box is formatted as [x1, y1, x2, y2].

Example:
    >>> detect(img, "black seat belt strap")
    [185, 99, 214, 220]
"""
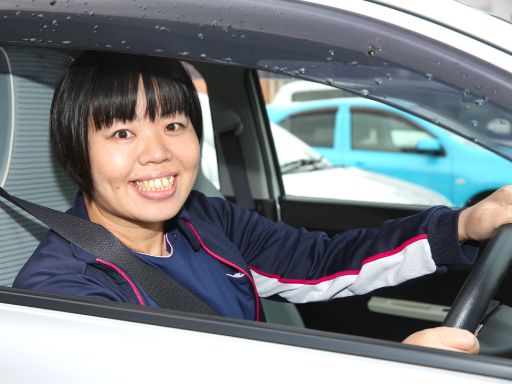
[0, 187, 217, 315]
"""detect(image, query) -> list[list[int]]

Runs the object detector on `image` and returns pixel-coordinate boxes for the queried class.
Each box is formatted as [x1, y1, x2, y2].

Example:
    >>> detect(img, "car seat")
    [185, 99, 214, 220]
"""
[0, 46, 76, 286]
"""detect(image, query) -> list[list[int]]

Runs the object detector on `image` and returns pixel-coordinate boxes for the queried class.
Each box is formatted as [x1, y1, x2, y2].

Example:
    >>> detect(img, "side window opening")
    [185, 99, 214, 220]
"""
[258, 71, 456, 207]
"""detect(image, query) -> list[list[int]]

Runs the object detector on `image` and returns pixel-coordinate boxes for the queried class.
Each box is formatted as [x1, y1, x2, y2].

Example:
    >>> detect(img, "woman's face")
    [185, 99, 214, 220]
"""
[86, 86, 200, 229]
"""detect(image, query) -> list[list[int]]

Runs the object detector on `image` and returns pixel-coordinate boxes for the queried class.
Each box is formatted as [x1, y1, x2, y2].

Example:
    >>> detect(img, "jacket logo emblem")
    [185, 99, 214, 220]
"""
[226, 272, 245, 279]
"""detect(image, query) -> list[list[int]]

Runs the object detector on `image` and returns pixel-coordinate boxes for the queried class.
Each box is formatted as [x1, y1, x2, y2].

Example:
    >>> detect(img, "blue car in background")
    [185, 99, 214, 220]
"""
[267, 97, 512, 207]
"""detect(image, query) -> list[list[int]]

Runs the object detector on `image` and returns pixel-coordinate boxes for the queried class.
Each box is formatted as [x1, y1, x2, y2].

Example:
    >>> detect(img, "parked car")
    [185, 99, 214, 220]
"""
[1, 0, 512, 383]
[267, 97, 512, 207]
[200, 94, 451, 206]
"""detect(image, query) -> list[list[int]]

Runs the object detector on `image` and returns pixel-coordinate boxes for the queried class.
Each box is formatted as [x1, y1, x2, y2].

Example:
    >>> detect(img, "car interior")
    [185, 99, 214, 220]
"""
[3, 41, 512, 351]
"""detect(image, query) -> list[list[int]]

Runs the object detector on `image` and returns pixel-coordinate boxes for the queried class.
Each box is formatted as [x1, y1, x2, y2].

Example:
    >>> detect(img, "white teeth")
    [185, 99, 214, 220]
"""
[135, 176, 174, 192]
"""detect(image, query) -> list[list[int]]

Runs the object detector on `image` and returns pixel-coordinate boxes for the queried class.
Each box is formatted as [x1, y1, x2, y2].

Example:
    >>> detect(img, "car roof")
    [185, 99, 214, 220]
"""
[305, 0, 512, 56]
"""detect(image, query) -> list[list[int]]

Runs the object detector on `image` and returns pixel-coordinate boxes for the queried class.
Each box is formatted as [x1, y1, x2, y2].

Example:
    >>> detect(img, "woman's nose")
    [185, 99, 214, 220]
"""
[138, 131, 173, 165]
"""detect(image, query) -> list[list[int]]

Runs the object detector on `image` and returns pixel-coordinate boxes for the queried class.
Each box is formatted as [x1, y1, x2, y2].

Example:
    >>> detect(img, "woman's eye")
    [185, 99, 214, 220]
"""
[165, 122, 183, 132]
[113, 130, 133, 139]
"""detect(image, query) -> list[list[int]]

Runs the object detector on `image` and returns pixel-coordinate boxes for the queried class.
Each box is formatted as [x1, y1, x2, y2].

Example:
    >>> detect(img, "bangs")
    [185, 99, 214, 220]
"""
[87, 59, 200, 131]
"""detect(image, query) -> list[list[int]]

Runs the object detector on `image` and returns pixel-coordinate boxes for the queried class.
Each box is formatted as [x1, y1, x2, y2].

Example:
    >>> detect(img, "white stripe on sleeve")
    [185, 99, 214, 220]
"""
[250, 237, 436, 303]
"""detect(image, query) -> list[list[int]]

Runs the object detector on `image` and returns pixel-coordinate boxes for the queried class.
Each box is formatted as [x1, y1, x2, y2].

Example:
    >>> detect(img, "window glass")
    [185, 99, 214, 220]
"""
[351, 109, 432, 152]
[261, 72, 450, 207]
[260, 71, 512, 208]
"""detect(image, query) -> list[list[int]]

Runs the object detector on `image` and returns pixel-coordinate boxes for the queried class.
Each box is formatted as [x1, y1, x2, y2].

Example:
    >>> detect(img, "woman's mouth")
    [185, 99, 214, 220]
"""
[133, 176, 175, 192]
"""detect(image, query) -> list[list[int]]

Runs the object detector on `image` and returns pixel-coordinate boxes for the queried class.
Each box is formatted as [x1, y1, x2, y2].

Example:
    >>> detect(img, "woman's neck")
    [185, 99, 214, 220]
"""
[84, 196, 167, 256]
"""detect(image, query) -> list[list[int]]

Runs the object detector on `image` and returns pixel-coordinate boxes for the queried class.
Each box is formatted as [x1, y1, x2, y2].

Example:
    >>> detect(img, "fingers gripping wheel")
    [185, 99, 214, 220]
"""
[443, 224, 512, 331]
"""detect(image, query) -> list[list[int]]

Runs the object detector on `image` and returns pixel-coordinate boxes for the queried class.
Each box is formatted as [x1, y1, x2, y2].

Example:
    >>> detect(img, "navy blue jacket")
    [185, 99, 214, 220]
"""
[13, 191, 476, 321]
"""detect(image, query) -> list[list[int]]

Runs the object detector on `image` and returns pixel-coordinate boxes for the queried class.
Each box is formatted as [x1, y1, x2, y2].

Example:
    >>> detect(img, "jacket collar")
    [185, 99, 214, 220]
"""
[69, 192, 202, 262]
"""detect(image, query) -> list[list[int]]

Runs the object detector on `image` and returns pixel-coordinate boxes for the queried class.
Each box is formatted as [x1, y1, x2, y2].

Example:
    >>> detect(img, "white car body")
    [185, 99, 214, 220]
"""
[1, 302, 504, 384]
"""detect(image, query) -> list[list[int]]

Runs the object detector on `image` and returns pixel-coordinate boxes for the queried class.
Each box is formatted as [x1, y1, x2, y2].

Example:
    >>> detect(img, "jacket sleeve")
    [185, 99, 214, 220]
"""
[12, 231, 144, 306]
[207, 196, 478, 303]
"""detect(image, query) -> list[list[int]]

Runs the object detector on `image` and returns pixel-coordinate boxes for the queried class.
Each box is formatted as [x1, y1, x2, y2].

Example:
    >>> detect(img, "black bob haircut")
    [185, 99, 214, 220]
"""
[50, 50, 203, 198]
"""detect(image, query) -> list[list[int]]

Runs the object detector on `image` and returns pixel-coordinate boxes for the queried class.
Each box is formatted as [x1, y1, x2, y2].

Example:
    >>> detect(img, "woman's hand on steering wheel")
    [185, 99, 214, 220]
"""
[402, 326, 480, 354]
[459, 186, 512, 242]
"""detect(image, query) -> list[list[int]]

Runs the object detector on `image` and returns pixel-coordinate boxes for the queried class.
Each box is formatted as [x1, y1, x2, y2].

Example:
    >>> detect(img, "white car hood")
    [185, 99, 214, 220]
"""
[283, 166, 452, 206]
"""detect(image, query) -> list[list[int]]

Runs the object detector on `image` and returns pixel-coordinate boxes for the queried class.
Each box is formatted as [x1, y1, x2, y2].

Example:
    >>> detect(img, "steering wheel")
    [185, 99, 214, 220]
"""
[443, 224, 512, 333]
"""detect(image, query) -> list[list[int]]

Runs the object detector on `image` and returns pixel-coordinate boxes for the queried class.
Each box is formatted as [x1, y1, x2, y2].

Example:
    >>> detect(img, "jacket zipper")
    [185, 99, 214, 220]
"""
[185, 221, 261, 321]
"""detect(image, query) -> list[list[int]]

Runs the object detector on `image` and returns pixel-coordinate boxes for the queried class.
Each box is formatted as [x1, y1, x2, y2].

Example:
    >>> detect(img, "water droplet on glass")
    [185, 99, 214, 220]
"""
[93, 24, 98, 30]
[121, 40, 127, 44]
[367, 45, 377, 56]
[298, 68, 306, 74]
[66, 16, 71, 20]
[240, 34, 246, 39]
[154, 48, 163, 52]
[197, 33, 205, 39]
[62, 40, 71, 44]
[374, 78, 383, 85]
[326, 78, 334, 86]
[425, 73, 433, 80]
[461, 72, 468, 79]
[349, 61, 358, 66]
[470, 120, 479, 127]
[221, 57, 232, 62]
[37, 13, 44, 18]
[360, 89, 369, 97]
[474, 98, 487, 106]
[328, 49, 335, 56]
[105, 44, 112, 48]
[15, 10, 21, 16]
[51, 19, 58, 25]
[435, 60, 441, 65]
[178, 51, 190, 56]
[200, 53, 207, 58]
[463, 89, 472, 96]
[386, 73, 392, 80]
